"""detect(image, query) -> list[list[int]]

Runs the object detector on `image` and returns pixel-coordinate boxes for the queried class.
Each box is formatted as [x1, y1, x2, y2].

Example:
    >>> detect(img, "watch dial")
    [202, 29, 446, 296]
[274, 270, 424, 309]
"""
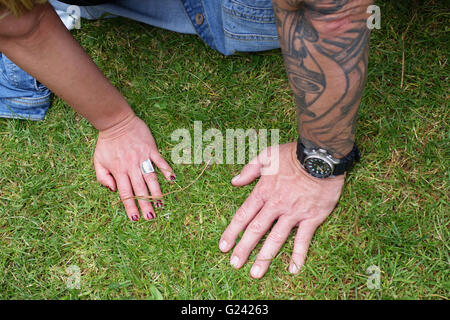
[304, 157, 332, 178]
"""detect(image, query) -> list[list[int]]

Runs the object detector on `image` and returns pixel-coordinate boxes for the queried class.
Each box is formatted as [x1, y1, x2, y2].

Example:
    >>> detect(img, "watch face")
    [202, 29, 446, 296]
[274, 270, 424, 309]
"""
[304, 157, 333, 178]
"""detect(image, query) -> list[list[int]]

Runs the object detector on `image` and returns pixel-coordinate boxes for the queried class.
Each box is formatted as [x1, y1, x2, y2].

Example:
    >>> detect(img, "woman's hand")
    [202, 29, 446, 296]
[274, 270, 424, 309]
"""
[94, 113, 175, 221]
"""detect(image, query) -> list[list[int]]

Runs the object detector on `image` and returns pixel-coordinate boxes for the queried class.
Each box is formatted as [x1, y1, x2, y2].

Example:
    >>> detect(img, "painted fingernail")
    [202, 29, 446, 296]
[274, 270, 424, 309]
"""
[169, 175, 176, 181]
[230, 256, 239, 268]
[132, 215, 139, 221]
[289, 263, 299, 274]
[146, 212, 154, 220]
[219, 240, 228, 251]
[155, 200, 163, 208]
[250, 265, 261, 278]
[231, 174, 240, 184]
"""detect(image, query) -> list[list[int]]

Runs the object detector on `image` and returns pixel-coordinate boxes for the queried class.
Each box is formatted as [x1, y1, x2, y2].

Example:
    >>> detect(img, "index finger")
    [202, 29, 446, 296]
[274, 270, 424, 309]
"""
[219, 187, 265, 253]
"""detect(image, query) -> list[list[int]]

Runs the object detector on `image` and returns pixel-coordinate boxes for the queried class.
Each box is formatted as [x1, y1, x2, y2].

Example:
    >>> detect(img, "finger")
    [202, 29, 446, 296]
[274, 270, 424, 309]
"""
[231, 155, 263, 187]
[219, 187, 265, 253]
[152, 152, 176, 182]
[229, 205, 279, 269]
[289, 221, 318, 274]
[94, 158, 116, 191]
[130, 170, 156, 220]
[250, 217, 295, 279]
[142, 171, 163, 210]
[115, 174, 140, 221]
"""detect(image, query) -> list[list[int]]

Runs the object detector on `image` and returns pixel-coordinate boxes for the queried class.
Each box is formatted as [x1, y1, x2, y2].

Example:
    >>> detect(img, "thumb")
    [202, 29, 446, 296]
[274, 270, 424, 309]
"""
[231, 157, 263, 187]
[94, 159, 117, 192]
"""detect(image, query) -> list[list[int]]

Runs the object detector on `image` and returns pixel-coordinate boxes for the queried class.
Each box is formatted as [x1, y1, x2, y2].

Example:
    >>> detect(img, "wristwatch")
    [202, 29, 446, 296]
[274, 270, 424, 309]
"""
[296, 139, 360, 178]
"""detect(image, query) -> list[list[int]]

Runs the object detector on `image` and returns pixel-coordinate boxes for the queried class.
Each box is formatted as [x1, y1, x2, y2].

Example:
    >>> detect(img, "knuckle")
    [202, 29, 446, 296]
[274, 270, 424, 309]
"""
[232, 245, 247, 257]
[256, 252, 274, 263]
[294, 235, 311, 247]
[234, 207, 249, 224]
[120, 192, 134, 202]
[248, 220, 264, 234]
[291, 251, 306, 262]
[145, 172, 158, 181]
[267, 230, 286, 244]
[255, 185, 270, 198]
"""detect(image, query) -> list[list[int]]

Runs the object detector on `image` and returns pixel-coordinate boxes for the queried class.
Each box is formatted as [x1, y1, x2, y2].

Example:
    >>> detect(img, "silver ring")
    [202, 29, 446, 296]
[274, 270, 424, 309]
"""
[141, 159, 155, 174]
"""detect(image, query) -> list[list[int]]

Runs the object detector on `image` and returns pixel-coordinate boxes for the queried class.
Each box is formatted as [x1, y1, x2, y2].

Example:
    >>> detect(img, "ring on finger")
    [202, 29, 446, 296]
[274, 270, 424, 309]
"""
[141, 159, 155, 174]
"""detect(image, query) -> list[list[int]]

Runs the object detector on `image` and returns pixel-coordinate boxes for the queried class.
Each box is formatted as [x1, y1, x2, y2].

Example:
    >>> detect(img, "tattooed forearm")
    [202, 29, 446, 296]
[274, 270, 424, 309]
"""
[273, 0, 372, 157]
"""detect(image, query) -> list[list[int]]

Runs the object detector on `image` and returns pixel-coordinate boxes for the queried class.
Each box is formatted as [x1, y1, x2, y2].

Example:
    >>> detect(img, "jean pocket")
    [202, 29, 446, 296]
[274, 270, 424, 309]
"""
[221, 0, 278, 42]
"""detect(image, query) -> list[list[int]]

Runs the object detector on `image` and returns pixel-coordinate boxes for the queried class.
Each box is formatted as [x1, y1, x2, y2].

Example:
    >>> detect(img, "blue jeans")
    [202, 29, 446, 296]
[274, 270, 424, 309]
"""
[0, 54, 51, 120]
[0, 0, 280, 120]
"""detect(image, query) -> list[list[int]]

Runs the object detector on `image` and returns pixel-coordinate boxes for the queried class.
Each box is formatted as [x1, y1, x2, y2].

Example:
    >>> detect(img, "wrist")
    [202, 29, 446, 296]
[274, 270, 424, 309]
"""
[294, 138, 358, 179]
[98, 110, 138, 140]
[291, 143, 345, 182]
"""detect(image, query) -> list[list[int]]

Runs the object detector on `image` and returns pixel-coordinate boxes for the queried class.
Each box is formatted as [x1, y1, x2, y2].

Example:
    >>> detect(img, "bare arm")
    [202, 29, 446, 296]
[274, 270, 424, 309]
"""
[273, 0, 371, 157]
[0, 3, 134, 131]
[0, 3, 175, 221]
[219, 0, 372, 278]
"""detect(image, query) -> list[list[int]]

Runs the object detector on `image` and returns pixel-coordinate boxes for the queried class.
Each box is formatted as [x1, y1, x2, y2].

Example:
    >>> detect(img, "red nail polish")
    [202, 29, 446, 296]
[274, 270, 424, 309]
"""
[170, 175, 176, 181]
[132, 215, 139, 221]
[156, 200, 163, 208]
[107, 186, 113, 192]
[146, 212, 154, 220]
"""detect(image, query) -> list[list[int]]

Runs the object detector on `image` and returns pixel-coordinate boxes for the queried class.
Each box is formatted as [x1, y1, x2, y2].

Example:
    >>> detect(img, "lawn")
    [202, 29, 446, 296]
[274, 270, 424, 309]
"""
[0, 0, 448, 299]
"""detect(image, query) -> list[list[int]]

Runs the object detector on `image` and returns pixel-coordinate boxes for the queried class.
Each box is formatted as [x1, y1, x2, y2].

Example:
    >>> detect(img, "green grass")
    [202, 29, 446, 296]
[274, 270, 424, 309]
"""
[0, 0, 448, 299]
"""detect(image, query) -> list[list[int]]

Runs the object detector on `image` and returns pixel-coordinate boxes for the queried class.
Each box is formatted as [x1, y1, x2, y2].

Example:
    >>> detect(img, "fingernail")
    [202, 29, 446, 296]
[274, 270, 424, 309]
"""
[219, 240, 228, 251]
[155, 200, 163, 208]
[169, 175, 176, 181]
[231, 174, 240, 184]
[289, 263, 299, 274]
[250, 265, 261, 278]
[146, 212, 154, 220]
[230, 256, 239, 268]
[132, 215, 139, 221]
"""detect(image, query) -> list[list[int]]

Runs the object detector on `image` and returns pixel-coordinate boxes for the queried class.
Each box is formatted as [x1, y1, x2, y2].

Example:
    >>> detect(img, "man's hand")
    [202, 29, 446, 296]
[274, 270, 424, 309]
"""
[219, 142, 344, 278]
[94, 114, 175, 221]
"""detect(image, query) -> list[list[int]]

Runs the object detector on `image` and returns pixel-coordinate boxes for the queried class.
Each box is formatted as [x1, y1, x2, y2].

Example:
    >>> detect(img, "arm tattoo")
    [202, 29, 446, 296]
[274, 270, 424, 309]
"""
[273, 0, 371, 157]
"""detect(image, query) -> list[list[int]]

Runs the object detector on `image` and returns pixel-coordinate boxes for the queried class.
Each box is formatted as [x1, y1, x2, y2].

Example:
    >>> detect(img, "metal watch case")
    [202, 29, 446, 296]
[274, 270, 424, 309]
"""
[302, 148, 341, 178]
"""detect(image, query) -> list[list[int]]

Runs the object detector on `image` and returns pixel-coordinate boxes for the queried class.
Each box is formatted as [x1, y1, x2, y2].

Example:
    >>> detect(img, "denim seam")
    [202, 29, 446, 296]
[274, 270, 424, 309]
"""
[229, 0, 274, 11]
[0, 102, 45, 120]
[0, 112, 44, 120]
[200, 0, 219, 51]
[223, 29, 279, 41]
[4, 61, 19, 87]
[7, 97, 51, 106]
[7, 93, 51, 100]
[222, 6, 275, 23]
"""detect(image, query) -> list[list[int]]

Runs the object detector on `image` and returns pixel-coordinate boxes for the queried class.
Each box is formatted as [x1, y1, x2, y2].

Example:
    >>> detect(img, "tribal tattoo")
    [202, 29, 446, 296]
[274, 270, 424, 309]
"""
[273, 0, 372, 157]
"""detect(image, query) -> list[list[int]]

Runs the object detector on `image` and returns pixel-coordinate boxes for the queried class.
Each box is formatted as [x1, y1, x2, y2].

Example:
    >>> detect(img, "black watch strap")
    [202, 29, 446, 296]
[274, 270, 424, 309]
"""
[296, 139, 360, 176]
[332, 144, 360, 175]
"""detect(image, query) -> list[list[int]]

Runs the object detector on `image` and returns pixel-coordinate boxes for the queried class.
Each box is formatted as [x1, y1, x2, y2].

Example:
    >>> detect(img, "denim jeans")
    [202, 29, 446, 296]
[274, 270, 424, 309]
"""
[0, 0, 280, 120]
[51, 0, 280, 55]
[0, 54, 51, 120]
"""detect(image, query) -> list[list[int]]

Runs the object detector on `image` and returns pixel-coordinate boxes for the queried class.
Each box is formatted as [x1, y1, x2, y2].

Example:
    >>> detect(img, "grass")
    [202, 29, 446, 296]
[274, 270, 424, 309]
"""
[0, 0, 448, 299]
